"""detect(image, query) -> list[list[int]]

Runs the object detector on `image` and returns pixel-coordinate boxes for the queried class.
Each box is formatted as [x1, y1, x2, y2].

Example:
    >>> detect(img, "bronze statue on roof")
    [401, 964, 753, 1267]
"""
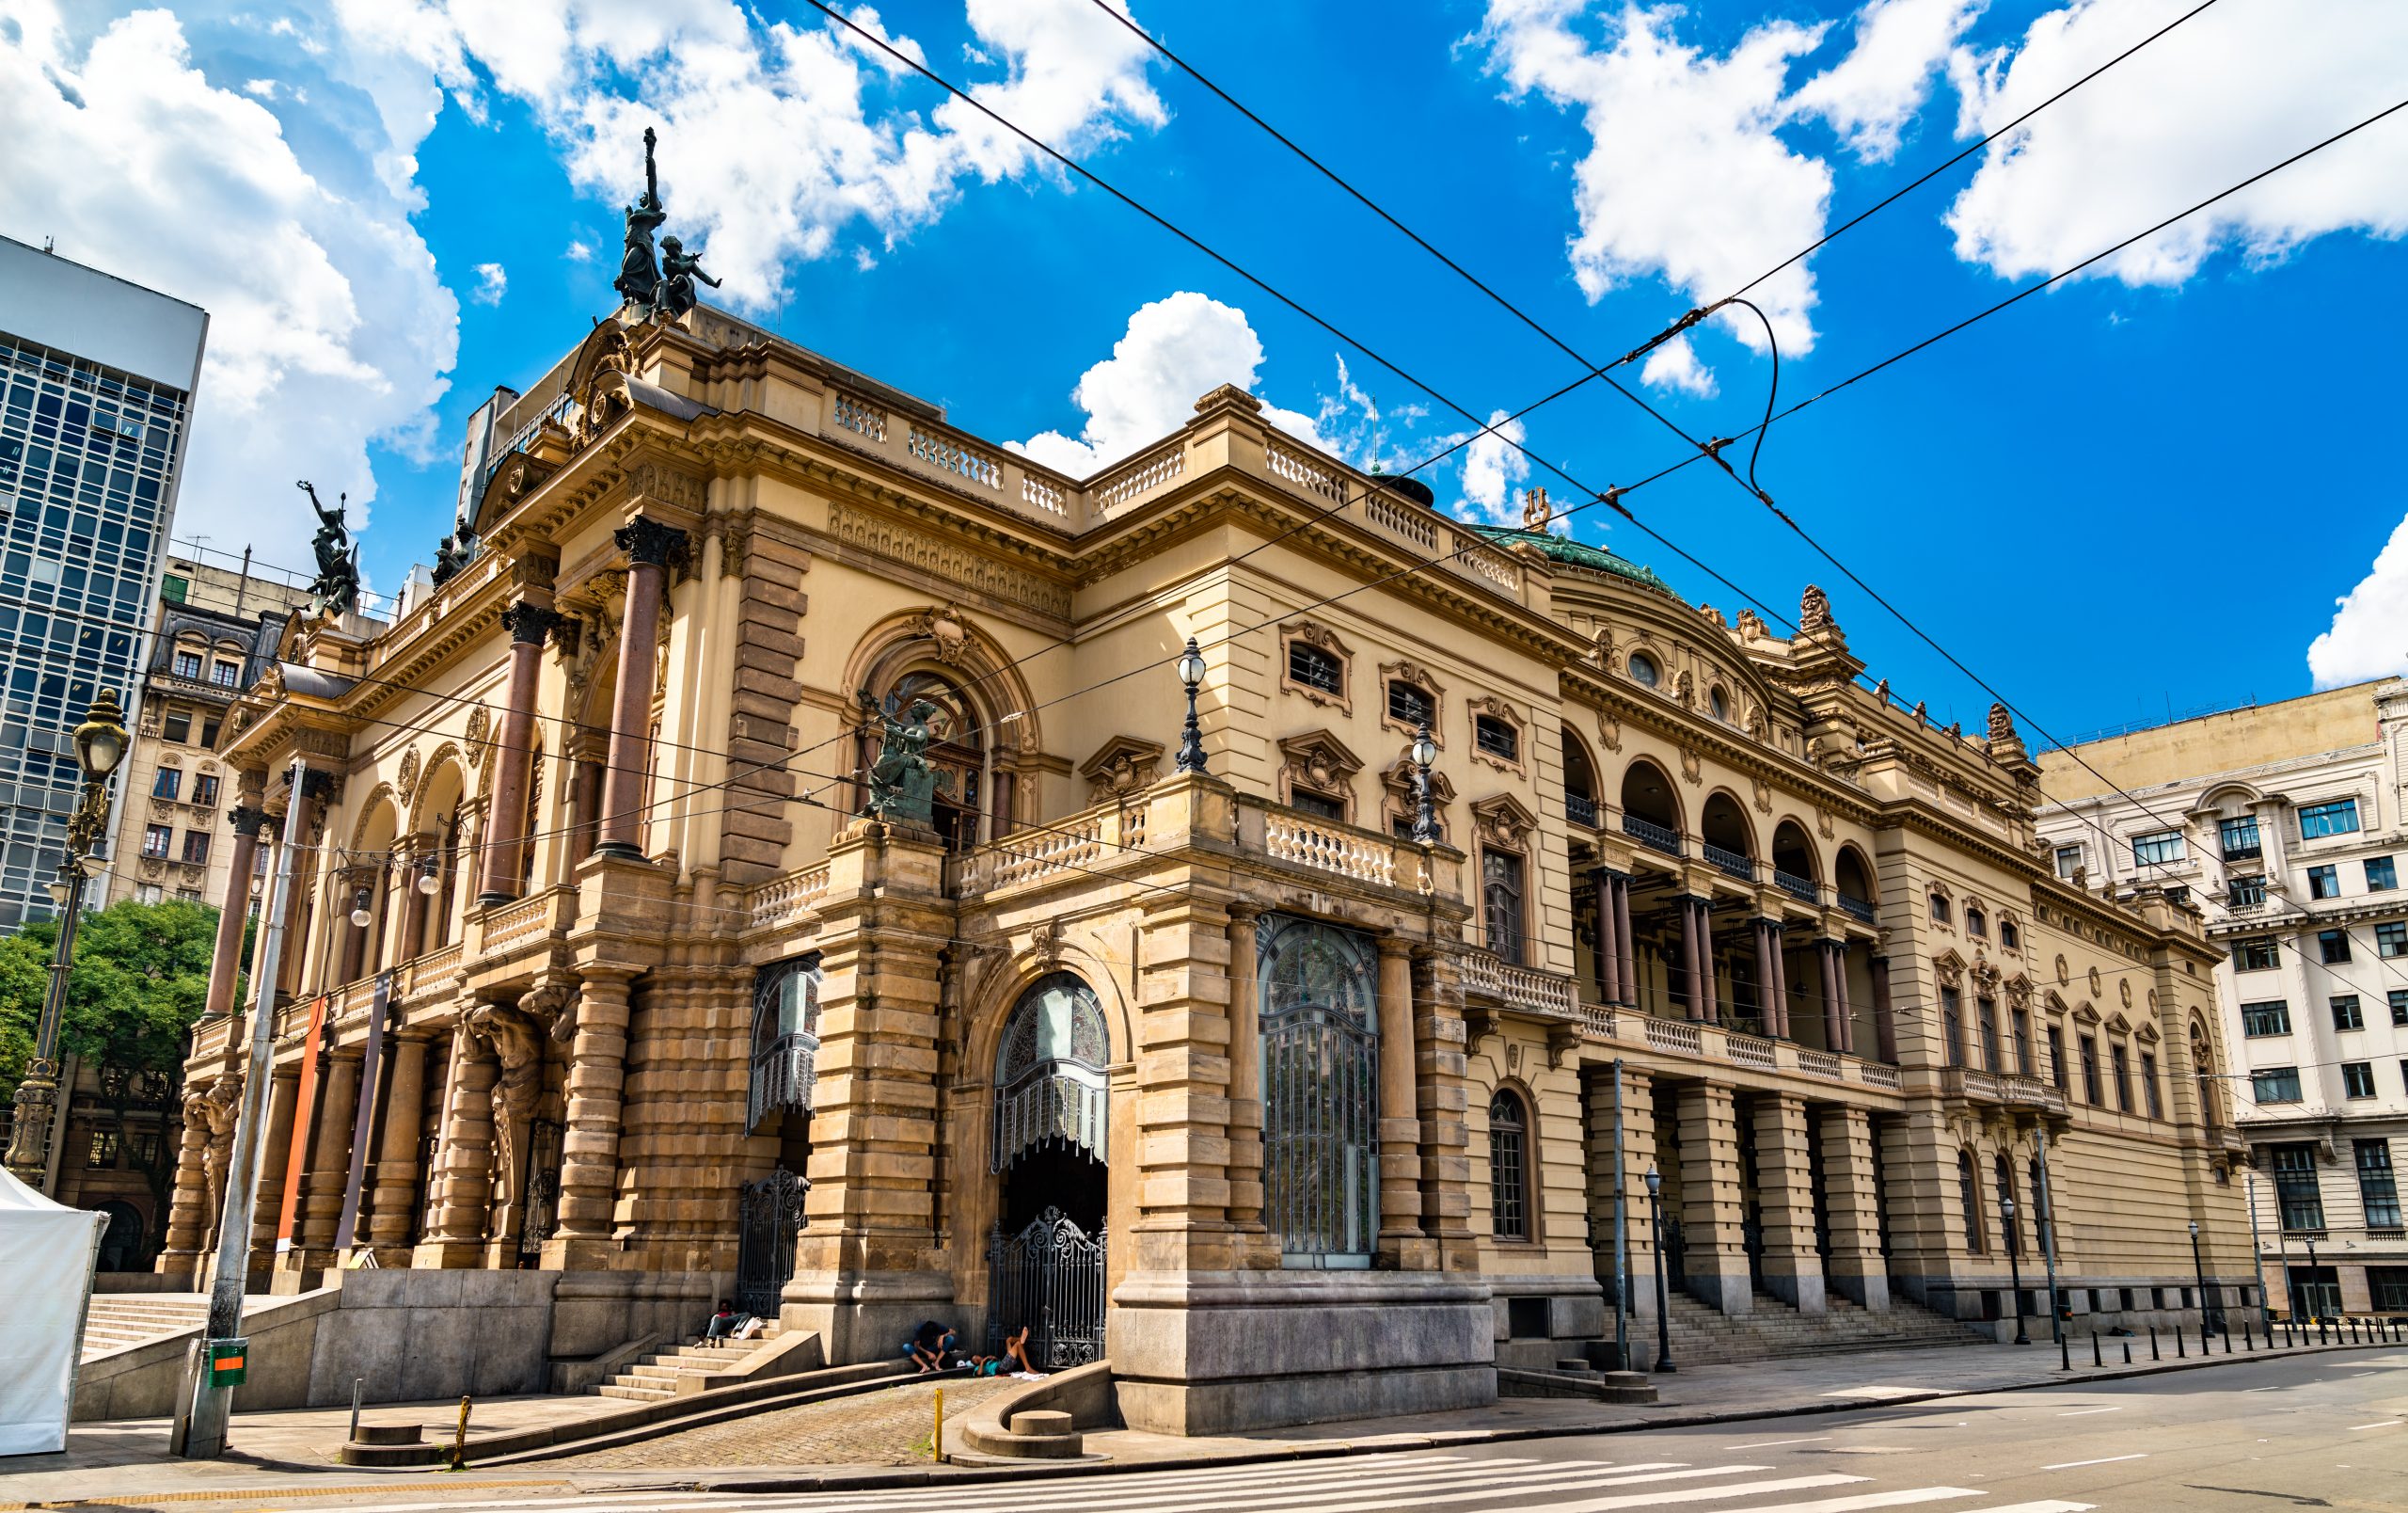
[614, 127, 667, 311]
[298, 480, 361, 618]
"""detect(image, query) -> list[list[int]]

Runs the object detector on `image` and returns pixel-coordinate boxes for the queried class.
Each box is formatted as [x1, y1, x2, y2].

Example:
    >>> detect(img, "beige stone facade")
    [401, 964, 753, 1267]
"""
[166, 303, 2251, 1433]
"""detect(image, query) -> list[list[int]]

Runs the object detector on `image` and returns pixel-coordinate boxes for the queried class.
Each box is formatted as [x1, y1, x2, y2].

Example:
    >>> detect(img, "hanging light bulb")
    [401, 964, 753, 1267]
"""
[349, 888, 372, 929]
[417, 855, 440, 895]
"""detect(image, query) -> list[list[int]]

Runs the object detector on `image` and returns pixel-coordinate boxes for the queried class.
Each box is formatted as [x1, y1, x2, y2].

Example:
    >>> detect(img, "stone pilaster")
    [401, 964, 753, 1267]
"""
[1584, 1062, 1658, 1320]
[289, 1048, 361, 1272]
[547, 965, 634, 1266]
[1224, 904, 1267, 1256]
[366, 1034, 431, 1258]
[782, 821, 952, 1360]
[1752, 1092, 1824, 1312]
[1675, 1080, 1751, 1314]
[1128, 891, 1236, 1275]
[1375, 935, 1426, 1263]
[246, 1067, 299, 1277]
[1414, 946, 1475, 1271]
[1820, 1104, 1890, 1309]
[415, 1023, 497, 1268]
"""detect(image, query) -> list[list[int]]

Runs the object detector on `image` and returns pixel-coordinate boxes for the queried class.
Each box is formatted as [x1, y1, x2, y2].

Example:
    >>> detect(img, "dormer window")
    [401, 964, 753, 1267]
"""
[172, 649, 202, 679]
[1475, 714, 1518, 763]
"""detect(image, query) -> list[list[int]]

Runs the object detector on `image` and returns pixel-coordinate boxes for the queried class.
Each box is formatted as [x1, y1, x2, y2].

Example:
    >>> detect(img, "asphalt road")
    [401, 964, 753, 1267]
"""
[66, 1349, 2408, 1512]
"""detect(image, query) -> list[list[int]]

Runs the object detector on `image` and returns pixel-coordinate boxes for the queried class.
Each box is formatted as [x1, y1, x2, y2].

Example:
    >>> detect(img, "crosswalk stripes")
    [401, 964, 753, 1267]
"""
[329, 1450, 2101, 1513]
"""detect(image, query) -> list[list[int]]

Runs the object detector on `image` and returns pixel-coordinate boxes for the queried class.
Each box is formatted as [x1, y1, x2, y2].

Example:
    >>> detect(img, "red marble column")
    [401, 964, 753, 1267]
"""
[594, 518, 686, 860]
[205, 805, 267, 1019]
[478, 600, 562, 903]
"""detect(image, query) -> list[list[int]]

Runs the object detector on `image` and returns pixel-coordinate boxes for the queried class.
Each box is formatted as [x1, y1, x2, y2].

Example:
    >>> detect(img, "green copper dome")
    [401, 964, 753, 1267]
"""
[1469, 524, 1671, 593]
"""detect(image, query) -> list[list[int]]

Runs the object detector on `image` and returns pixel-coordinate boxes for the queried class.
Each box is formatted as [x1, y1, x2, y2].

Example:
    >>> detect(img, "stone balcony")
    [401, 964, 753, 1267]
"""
[1577, 1003, 1904, 1096]
[1939, 1065, 2070, 1123]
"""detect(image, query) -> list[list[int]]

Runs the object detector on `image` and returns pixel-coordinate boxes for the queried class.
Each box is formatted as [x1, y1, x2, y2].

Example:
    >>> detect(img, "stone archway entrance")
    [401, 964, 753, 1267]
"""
[988, 971, 1109, 1365]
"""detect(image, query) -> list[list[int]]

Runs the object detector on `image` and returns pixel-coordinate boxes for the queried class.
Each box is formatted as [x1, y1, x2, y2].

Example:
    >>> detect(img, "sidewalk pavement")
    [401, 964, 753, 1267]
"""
[6, 1332, 2386, 1508]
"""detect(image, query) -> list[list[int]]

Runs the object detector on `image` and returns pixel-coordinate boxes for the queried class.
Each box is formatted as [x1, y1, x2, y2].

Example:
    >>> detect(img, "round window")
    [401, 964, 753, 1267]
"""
[1709, 685, 1730, 720]
[1628, 651, 1660, 688]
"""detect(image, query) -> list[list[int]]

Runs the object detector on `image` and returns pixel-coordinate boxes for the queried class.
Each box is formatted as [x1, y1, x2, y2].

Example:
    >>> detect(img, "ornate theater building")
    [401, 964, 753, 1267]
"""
[161, 278, 2256, 1434]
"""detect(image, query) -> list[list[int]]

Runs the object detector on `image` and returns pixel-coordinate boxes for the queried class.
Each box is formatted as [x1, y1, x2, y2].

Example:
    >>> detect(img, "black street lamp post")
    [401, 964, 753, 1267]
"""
[2303, 1236, 2321, 1325]
[1174, 637, 1208, 776]
[2190, 1219, 2214, 1342]
[1646, 1165, 1674, 1374]
[1409, 723, 1438, 845]
[3, 689, 129, 1188]
[2004, 1194, 2029, 1346]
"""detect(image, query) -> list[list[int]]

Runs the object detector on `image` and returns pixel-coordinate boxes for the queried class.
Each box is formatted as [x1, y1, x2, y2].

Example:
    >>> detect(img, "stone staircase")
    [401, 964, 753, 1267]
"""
[594, 1322, 797, 1402]
[79, 1294, 212, 1361]
[1649, 1288, 1984, 1366]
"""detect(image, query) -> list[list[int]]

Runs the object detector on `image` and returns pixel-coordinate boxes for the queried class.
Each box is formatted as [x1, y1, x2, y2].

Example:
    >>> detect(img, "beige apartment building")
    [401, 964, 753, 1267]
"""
[156, 278, 2253, 1431]
[2038, 679, 2408, 1319]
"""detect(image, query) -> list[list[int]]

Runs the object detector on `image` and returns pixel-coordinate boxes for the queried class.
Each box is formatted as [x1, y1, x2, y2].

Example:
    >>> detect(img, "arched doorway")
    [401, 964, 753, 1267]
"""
[94, 1200, 145, 1270]
[879, 671, 987, 852]
[989, 972, 1110, 1366]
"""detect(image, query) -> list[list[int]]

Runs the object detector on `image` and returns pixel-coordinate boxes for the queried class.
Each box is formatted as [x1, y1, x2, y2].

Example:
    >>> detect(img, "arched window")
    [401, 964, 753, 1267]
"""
[1259, 915, 1379, 1267]
[871, 671, 988, 852]
[1995, 1154, 2020, 1257]
[1490, 1090, 1531, 1241]
[992, 972, 1110, 1171]
[1959, 1151, 1986, 1254]
[749, 952, 823, 1132]
[1482, 850, 1525, 964]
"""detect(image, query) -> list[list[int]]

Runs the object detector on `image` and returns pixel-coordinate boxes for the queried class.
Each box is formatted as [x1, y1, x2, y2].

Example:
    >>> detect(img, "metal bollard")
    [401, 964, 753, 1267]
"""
[2177, 1327, 2186, 1359]
[448, 1395, 471, 1473]
[348, 1378, 363, 1446]
[2223, 1324, 2232, 1354]
[2092, 1331, 2102, 1367]
[2149, 1325, 2160, 1362]
[933, 1385, 945, 1464]
[2121, 1340, 2131, 1365]
[2244, 1323, 2255, 1351]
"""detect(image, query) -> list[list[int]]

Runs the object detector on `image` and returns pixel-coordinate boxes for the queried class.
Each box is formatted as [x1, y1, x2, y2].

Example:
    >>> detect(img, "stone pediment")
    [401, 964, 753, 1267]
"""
[1931, 948, 1967, 988]
[2104, 1011, 2133, 1036]
[2041, 989, 2069, 1016]
[1277, 729, 1364, 790]
[2134, 1019, 2161, 1044]
[1081, 735, 1165, 804]
[2070, 1001, 2102, 1027]
[1470, 792, 1539, 851]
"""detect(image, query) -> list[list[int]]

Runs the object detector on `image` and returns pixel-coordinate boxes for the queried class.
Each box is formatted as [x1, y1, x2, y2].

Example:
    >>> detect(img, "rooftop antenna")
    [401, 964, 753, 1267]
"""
[41, 236, 55, 254]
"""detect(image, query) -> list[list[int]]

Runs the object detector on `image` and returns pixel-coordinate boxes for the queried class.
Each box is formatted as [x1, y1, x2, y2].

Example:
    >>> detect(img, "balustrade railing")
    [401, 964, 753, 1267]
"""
[1564, 791, 1598, 828]
[1262, 812, 1396, 888]
[1265, 439, 1345, 504]
[908, 425, 1003, 490]
[1837, 894, 1877, 925]
[1703, 842, 1755, 882]
[1461, 950, 1577, 1018]
[482, 888, 562, 952]
[1643, 1016, 1703, 1055]
[1858, 1060, 1901, 1089]
[1095, 444, 1185, 514]
[747, 863, 832, 932]
[1726, 1031, 1776, 1070]
[1366, 491, 1439, 550]
[1797, 1048, 1843, 1079]
[1773, 868, 1819, 904]
[405, 942, 463, 998]
[1623, 814, 1682, 856]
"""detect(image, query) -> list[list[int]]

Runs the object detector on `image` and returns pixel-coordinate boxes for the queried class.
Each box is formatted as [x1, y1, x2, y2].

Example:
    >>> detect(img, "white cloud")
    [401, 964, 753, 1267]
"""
[1640, 334, 1717, 396]
[564, 237, 593, 263]
[470, 262, 507, 303]
[1008, 291, 1326, 475]
[334, 0, 1166, 307]
[2307, 512, 2408, 690]
[0, 1, 456, 567]
[1456, 409, 1530, 525]
[242, 76, 277, 99]
[1946, 0, 2408, 286]
[1788, 0, 1983, 162]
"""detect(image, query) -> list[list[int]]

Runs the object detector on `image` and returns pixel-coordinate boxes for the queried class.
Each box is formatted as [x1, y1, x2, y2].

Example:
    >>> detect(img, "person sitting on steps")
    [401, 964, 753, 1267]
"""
[907, 1318, 959, 1372]
[705, 1299, 747, 1342]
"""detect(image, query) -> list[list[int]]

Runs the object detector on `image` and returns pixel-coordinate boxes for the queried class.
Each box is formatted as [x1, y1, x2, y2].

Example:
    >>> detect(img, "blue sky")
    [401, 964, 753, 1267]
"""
[6, 0, 2404, 749]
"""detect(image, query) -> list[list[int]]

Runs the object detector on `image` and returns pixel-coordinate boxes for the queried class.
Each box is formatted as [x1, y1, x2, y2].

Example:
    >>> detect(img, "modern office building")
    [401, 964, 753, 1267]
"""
[2036, 679, 2408, 1318]
[0, 235, 208, 931]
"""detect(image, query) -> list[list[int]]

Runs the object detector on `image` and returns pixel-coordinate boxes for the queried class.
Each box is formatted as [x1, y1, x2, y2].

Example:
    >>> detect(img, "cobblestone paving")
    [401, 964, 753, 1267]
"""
[566, 1376, 1021, 1469]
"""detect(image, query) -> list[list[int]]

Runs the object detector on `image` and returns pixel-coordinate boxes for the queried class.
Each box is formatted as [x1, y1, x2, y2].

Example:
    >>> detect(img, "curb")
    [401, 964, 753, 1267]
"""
[691, 1336, 2393, 1495]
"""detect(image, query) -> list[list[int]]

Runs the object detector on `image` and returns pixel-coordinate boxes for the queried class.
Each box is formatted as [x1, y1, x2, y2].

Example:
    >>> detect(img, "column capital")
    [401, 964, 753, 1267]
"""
[298, 768, 338, 804]
[1226, 900, 1263, 926]
[615, 516, 688, 568]
[228, 804, 271, 839]
[1375, 932, 1416, 960]
[500, 600, 564, 645]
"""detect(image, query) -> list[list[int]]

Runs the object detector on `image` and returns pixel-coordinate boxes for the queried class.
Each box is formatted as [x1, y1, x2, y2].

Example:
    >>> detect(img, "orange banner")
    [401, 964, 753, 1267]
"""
[276, 995, 327, 1250]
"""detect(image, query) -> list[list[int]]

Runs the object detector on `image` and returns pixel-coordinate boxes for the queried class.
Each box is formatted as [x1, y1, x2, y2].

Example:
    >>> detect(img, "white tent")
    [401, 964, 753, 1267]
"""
[0, 1165, 107, 1455]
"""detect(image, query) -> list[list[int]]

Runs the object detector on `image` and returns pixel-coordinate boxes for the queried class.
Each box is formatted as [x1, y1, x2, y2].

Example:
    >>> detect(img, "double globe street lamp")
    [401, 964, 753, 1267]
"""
[4, 688, 130, 1187]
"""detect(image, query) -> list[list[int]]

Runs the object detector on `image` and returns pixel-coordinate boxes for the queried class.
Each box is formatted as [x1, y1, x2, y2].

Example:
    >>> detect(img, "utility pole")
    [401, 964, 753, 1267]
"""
[178, 758, 306, 1459]
[2245, 1172, 2274, 1338]
[1610, 1059, 1627, 1370]
[2036, 1127, 2067, 1369]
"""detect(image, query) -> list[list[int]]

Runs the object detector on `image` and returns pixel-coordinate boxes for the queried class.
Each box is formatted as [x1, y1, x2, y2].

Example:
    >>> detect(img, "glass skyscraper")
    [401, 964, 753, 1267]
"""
[0, 237, 208, 931]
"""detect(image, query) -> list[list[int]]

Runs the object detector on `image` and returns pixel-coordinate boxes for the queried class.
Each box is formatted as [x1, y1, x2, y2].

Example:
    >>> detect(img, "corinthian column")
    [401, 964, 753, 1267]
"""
[594, 518, 685, 859]
[479, 599, 562, 903]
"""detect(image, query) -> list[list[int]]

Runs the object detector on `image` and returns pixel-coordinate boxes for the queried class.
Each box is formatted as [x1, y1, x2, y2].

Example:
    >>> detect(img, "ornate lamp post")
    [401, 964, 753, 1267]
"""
[1409, 722, 1439, 845]
[2004, 1194, 2029, 1345]
[1174, 637, 1208, 776]
[1646, 1165, 1674, 1374]
[2190, 1218, 2214, 1341]
[5, 688, 129, 1187]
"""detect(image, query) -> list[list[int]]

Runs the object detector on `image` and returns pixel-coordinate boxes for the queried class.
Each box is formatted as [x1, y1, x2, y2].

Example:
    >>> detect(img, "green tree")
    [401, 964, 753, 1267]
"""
[0, 899, 241, 1245]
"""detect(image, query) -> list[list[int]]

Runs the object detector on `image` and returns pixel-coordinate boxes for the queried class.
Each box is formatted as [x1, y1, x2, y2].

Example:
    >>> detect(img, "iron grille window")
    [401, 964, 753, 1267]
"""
[1483, 851, 1525, 964]
[2299, 799, 2360, 839]
[1995, 1154, 2020, 1257]
[2368, 856, 2399, 891]
[2357, 1140, 2402, 1229]
[747, 953, 823, 1133]
[1386, 679, 1433, 728]
[2234, 1007, 2292, 1041]
[992, 971, 1109, 1172]
[1288, 641, 1342, 695]
[1290, 788, 1344, 822]
[2320, 929, 2353, 964]
[1475, 713, 1518, 763]
[2334, 995, 2365, 1031]
[2231, 937, 2280, 971]
[2342, 1062, 2376, 1099]
[2272, 1143, 2323, 1231]
[2219, 816, 2261, 861]
[2252, 1067, 2303, 1104]
[2227, 875, 2266, 907]
[2308, 865, 2339, 900]
[1259, 914, 1380, 1267]
[1489, 1090, 1529, 1241]
[2131, 830, 2186, 867]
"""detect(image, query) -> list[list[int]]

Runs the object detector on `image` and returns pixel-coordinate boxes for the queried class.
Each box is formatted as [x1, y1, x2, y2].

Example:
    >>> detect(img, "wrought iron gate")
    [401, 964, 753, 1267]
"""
[736, 1169, 808, 1319]
[986, 1207, 1106, 1368]
[516, 1117, 563, 1264]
